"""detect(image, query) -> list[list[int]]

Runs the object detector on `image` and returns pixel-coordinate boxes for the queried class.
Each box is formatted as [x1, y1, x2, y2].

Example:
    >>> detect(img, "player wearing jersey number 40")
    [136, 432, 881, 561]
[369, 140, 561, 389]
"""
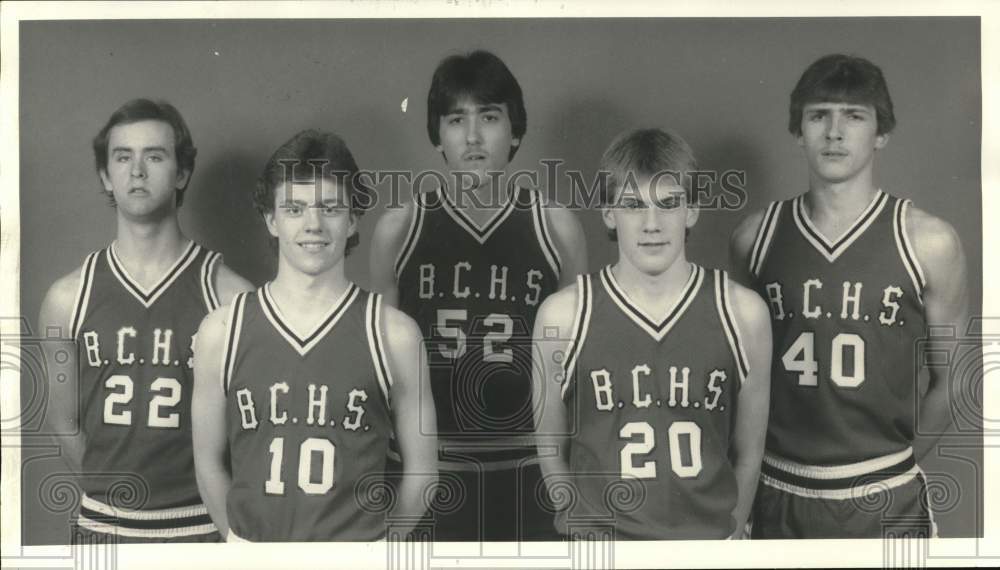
[38, 99, 253, 543]
[191, 130, 437, 542]
[729, 54, 970, 538]
[533, 128, 773, 540]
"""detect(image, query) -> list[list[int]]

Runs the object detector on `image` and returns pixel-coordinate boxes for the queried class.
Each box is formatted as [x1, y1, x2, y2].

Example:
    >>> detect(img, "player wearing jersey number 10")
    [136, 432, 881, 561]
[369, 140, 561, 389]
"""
[729, 54, 970, 538]
[192, 130, 437, 541]
[533, 128, 772, 539]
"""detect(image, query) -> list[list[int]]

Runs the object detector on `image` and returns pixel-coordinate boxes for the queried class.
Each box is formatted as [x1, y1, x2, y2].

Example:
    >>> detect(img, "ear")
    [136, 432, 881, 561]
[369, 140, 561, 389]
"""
[99, 168, 113, 193]
[875, 132, 890, 150]
[796, 132, 805, 148]
[685, 201, 700, 229]
[601, 205, 616, 233]
[347, 211, 359, 240]
[175, 167, 192, 190]
[264, 211, 278, 238]
[511, 137, 520, 148]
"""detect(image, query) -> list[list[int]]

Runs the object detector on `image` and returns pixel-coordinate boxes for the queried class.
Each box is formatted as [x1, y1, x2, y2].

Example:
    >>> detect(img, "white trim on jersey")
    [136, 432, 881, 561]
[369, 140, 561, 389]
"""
[894, 199, 927, 305]
[221, 292, 249, 396]
[438, 186, 518, 244]
[760, 465, 920, 501]
[259, 283, 360, 357]
[200, 251, 222, 311]
[749, 201, 782, 278]
[69, 251, 101, 339]
[560, 274, 592, 401]
[82, 494, 209, 520]
[530, 190, 563, 279]
[764, 447, 913, 480]
[393, 192, 426, 279]
[106, 241, 201, 308]
[714, 270, 750, 385]
[365, 293, 393, 408]
[792, 190, 889, 263]
[600, 264, 704, 343]
[78, 494, 216, 539]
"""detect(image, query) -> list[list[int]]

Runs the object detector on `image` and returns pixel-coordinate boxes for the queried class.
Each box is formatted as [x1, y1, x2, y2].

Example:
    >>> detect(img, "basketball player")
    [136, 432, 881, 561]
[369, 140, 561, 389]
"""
[533, 128, 771, 539]
[38, 99, 252, 542]
[729, 54, 970, 538]
[192, 130, 437, 542]
[369, 50, 587, 540]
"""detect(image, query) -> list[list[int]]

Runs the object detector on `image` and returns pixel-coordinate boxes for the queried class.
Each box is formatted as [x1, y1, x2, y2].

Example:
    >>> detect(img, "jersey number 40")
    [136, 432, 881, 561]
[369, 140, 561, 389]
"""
[782, 331, 866, 388]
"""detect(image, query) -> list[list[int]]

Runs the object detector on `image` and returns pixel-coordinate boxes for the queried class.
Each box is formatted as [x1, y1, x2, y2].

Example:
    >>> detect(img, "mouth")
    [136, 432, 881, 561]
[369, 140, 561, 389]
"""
[638, 241, 668, 248]
[128, 187, 149, 194]
[462, 151, 487, 161]
[821, 149, 849, 159]
[297, 241, 330, 252]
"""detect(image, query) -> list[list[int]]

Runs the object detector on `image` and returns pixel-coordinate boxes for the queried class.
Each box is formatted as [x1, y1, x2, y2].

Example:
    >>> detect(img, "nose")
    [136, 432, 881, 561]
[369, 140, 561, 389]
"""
[642, 206, 662, 233]
[130, 158, 146, 179]
[304, 206, 323, 232]
[825, 114, 844, 141]
[465, 118, 483, 144]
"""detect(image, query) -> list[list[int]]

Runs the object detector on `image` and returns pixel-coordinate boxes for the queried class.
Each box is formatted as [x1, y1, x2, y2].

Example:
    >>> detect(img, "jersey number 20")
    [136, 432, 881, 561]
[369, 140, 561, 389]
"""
[619, 420, 702, 479]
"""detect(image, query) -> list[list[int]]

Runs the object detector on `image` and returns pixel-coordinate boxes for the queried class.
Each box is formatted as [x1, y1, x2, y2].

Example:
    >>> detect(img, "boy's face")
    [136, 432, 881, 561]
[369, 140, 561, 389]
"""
[100, 119, 189, 219]
[265, 178, 357, 278]
[603, 175, 698, 277]
[798, 101, 888, 185]
[436, 96, 519, 187]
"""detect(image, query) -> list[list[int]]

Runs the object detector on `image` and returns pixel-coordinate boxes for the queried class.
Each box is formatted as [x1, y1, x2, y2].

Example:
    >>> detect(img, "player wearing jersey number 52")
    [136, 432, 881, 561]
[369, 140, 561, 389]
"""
[38, 99, 252, 542]
[729, 54, 970, 538]
[192, 130, 437, 542]
[533, 128, 772, 540]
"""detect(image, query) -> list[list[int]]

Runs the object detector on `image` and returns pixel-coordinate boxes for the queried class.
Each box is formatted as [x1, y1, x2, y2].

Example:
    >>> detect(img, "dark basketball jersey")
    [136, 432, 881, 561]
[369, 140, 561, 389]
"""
[395, 187, 561, 463]
[222, 284, 394, 542]
[70, 241, 221, 539]
[749, 190, 927, 468]
[560, 265, 749, 540]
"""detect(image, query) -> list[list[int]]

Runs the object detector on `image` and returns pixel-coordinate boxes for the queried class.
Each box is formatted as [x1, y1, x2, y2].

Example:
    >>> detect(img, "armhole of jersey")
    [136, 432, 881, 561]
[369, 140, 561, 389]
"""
[69, 251, 101, 339]
[366, 292, 394, 410]
[200, 251, 222, 311]
[894, 199, 927, 306]
[749, 201, 782, 279]
[714, 270, 750, 385]
[560, 274, 592, 401]
[393, 195, 425, 279]
[220, 292, 248, 396]
[531, 190, 563, 279]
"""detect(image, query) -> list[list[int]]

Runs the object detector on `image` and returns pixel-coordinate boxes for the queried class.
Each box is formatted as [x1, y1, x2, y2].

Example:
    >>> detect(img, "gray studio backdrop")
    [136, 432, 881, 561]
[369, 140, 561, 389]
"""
[18, 18, 982, 543]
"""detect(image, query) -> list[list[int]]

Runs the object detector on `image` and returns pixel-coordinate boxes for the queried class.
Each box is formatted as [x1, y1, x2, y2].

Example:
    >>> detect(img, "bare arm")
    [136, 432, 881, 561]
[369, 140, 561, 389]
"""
[368, 201, 415, 307]
[728, 209, 767, 288]
[908, 207, 970, 465]
[191, 308, 233, 537]
[382, 305, 437, 536]
[725, 281, 772, 538]
[39, 270, 87, 474]
[213, 263, 254, 307]
[530, 285, 578, 533]
[544, 202, 588, 287]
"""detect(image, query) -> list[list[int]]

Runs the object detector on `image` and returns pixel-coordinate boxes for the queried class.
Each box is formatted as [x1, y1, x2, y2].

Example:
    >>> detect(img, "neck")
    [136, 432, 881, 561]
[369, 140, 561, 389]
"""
[805, 178, 879, 221]
[443, 173, 508, 210]
[269, 261, 351, 307]
[113, 215, 187, 267]
[612, 255, 692, 302]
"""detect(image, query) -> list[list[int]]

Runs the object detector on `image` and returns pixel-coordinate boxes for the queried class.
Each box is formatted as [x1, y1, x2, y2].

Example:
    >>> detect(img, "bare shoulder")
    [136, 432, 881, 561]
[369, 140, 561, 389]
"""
[39, 265, 87, 335]
[214, 262, 254, 306]
[535, 281, 581, 334]
[196, 304, 232, 347]
[725, 274, 770, 331]
[730, 207, 769, 255]
[904, 204, 964, 265]
[378, 301, 424, 351]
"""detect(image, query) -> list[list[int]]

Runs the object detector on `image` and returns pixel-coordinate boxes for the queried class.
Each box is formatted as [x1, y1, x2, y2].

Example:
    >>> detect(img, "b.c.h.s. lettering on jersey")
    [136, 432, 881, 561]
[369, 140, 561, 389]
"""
[416, 261, 548, 307]
[587, 365, 730, 414]
[762, 278, 909, 327]
[233, 382, 372, 433]
[81, 326, 195, 369]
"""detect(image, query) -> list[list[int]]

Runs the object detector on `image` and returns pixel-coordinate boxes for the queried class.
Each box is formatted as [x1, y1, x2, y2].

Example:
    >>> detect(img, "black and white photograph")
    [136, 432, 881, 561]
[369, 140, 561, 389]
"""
[1, 1, 995, 568]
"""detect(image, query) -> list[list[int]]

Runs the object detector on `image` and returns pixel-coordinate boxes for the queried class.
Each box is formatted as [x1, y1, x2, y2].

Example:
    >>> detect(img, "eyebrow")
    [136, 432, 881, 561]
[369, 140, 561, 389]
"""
[444, 103, 504, 115]
[110, 146, 169, 153]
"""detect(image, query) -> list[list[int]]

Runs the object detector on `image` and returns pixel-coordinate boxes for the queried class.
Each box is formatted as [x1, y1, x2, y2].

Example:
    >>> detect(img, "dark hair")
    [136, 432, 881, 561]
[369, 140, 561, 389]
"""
[789, 54, 895, 136]
[599, 128, 697, 242]
[426, 50, 526, 161]
[254, 129, 364, 255]
[92, 98, 197, 206]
